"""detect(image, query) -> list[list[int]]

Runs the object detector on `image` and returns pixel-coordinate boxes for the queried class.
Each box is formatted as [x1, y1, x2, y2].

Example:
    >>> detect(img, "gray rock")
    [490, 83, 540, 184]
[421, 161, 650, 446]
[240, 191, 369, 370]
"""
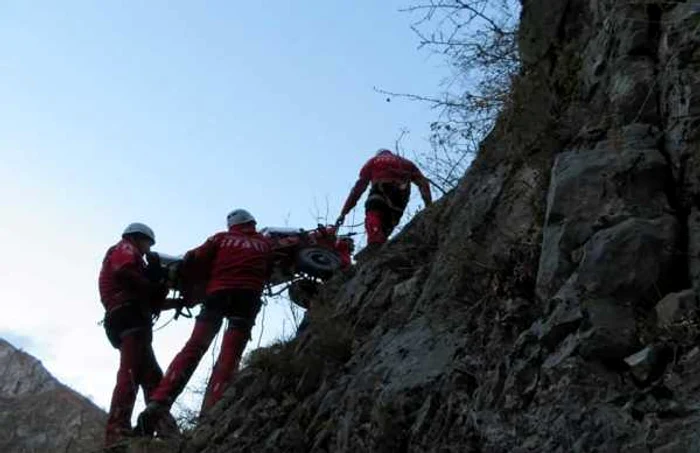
[349, 317, 457, 398]
[655, 289, 699, 328]
[517, 0, 570, 65]
[624, 344, 672, 383]
[540, 217, 679, 361]
[576, 216, 678, 301]
[0, 339, 106, 453]
[689, 209, 700, 290]
[0, 339, 58, 398]
[542, 333, 580, 369]
[539, 286, 584, 349]
[537, 131, 670, 300]
[624, 346, 654, 380]
[578, 298, 638, 361]
[608, 59, 659, 122]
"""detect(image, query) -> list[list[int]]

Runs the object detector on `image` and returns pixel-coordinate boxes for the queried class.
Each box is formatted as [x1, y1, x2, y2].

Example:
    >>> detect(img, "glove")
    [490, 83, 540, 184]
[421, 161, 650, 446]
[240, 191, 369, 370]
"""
[149, 283, 169, 315]
[156, 283, 169, 300]
[145, 252, 164, 283]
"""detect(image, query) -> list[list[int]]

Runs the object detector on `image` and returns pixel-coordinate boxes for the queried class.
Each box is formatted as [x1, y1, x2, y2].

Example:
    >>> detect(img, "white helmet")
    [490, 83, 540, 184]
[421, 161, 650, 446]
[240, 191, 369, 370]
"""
[227, 209, 256, 228]
[122, 222, 156, 244]
[376, 148, 392, 156]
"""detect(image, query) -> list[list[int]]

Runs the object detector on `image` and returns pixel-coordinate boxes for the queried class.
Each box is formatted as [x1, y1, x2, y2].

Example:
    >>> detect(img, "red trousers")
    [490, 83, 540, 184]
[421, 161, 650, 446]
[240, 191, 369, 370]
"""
[149, 291, 260, 414]
[105, 330, 163, 446]
[200, 326, 249, 412]
[148, 316, 249, 414]
[365, 209, 402, 245]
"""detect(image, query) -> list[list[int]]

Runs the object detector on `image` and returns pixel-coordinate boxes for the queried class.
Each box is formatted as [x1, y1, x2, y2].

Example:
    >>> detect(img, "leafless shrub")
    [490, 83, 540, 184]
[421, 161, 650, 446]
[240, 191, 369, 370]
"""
[244, 304, 353, 386]
[380, 0, 521, 192]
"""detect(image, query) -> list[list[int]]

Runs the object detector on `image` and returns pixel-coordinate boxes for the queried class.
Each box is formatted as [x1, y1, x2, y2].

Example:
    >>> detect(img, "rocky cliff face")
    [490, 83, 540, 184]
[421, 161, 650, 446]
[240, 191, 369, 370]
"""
[130, 1, 700, 452]
[0, 338, 106, 452]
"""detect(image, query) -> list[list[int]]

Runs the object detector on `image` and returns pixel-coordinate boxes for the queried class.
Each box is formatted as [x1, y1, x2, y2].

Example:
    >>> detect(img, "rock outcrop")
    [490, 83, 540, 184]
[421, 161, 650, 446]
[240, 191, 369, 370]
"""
[0, 338, 106, 452]
[121, 1, 700, 452]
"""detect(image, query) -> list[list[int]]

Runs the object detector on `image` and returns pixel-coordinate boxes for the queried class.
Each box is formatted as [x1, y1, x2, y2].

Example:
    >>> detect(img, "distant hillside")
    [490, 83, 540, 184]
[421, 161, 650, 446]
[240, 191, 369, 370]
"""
[0, 338, 106, 452]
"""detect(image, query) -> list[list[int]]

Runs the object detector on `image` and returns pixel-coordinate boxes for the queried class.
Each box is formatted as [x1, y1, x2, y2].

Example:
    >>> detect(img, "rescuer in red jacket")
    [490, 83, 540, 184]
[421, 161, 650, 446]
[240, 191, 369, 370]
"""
[99, 222, 177, 446]
[136, 209, 273, 435]
[336, 149, 432, 248]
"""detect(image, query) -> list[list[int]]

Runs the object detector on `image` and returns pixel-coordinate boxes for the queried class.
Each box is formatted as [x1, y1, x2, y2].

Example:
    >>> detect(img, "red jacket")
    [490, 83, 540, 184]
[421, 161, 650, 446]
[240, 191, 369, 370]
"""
[340, 152, 431, 216]
[181, 225, 273, 296]
[99, 239, 155, 311]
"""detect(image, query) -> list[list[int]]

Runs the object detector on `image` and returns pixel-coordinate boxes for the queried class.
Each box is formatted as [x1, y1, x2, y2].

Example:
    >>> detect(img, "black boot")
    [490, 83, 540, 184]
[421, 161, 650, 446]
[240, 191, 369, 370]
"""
[134, 401, 167, 437]
[155, 411, 181, 439]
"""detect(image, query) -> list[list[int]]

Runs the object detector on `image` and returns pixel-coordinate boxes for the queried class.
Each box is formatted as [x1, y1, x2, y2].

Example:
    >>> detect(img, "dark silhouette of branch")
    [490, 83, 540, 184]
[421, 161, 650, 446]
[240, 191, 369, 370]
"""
[381, 0, 520, 190]
[394, 128, 410, 155]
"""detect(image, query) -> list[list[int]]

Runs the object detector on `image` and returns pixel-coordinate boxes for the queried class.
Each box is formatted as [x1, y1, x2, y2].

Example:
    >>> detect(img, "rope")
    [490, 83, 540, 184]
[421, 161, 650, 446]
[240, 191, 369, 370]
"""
[256, 303, 267, 348]
[152, 312, 178, 332]
[266, 282, 293, 298]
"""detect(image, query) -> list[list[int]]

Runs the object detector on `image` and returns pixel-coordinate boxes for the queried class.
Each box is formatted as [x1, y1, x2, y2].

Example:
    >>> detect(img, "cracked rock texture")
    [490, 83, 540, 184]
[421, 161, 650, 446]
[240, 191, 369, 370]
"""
[125, 1, 700, 452]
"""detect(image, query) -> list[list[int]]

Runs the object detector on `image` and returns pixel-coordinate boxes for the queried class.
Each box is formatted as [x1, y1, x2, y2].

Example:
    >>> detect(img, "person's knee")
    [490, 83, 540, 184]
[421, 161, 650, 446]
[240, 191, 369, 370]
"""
[227, 317, 253, 336]
[183, 335, 212, 357]
[197, 303, 225, 324]
[182, 319, 221, 358]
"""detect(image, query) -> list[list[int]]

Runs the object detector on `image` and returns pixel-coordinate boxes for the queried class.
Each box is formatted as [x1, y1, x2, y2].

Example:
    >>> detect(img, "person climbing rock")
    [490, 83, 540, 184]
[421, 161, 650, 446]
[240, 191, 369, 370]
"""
[336, 149, 432, 256]
[99, 222, 179, 447]
[136, 209, 273, 436]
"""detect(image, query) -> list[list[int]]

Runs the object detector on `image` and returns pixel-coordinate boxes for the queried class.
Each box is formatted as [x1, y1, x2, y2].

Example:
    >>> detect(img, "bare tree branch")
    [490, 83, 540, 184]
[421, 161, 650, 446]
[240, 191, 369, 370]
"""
[394, 128, 410, 155]
[385, 0, 521, 190]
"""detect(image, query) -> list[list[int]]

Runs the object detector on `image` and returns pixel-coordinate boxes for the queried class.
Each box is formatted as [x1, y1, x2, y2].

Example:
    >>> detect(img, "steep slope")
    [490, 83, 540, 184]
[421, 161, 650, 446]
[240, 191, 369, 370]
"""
[147, 1, 700, 452]
[0, 338, 107, 452]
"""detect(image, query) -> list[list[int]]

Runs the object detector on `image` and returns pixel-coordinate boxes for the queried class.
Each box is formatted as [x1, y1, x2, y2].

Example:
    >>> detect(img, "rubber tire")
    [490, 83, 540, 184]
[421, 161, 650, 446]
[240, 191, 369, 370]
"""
[296, 247, 342, 279]
[288, 280, 320, 309]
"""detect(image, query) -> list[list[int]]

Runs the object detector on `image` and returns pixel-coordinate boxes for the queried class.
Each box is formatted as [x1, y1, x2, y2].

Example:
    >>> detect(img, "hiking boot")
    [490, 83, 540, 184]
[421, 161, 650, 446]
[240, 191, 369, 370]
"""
[156, 411, 181, 439]
[135, 401, 168, 437]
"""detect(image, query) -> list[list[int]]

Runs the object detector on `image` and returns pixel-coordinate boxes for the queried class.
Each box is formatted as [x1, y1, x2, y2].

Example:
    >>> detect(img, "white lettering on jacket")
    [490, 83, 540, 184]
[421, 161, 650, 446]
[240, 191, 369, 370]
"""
[220, 236, 268, 252]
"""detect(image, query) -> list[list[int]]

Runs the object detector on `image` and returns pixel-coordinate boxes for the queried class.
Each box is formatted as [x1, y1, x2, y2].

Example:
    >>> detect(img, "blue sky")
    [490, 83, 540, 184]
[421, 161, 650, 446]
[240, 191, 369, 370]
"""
[0, 1, 448, 417]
